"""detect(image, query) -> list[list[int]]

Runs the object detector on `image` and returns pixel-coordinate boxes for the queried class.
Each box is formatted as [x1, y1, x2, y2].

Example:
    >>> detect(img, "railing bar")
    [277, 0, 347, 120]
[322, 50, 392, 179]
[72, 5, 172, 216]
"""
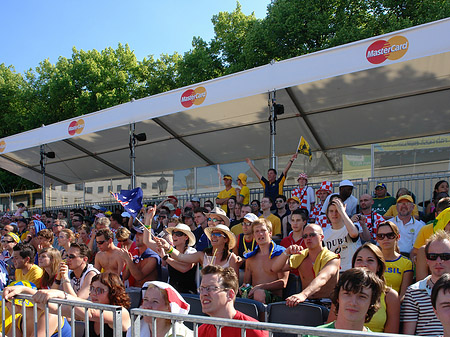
[45, 303, 50, 337]
[21, 302, 26, 337]
[100, 309, 104, 337]
[57, 304, 62, 337]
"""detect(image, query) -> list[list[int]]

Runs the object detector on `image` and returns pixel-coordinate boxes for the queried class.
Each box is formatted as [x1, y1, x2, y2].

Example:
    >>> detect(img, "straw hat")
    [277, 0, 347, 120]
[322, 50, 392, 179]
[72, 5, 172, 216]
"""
[166, 224, 196, 247]
[206, 207, 230, 228]
[204, 224, 236, 249]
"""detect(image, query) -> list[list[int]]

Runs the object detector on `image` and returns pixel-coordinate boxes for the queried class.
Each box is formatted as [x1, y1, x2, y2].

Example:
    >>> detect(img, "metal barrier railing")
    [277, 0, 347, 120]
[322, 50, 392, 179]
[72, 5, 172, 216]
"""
[129, 307, 409, 337]
[0, 292, 122, 337]
[1, 291, 416, 337]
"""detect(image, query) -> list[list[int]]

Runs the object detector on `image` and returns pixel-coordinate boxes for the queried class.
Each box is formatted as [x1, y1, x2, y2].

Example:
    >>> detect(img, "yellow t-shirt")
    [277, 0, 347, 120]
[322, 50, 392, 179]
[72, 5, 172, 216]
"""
[15, 264, 44, 289]
[384, 255, 413, 294]
[216, 188, 236, 213]
[231, 223, 243, 236]
[384, 204, 419, 218]
[413, 223, 434, 249]
[239, 186, 250, 205]
[259, 214, 281, 236]
[366, 292, 386, 332]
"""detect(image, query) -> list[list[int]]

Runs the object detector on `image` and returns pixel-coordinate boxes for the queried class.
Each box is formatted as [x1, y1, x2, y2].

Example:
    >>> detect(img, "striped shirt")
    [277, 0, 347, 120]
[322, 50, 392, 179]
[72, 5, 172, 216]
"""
[400, 276, 443, 336]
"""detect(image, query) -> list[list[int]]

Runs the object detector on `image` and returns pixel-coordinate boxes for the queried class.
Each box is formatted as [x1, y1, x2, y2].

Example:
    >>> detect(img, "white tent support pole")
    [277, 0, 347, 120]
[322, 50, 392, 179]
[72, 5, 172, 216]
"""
[40, 145, 46, 211]
[269, 90, 277, 170]
[130, 123, 136, 189]
[194, 167, 198, 195]
[371, 144, 375, 178]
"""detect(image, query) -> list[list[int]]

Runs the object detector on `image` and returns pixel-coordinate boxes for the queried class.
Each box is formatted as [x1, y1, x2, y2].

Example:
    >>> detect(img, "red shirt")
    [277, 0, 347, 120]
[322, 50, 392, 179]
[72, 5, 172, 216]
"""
[280, 234, 306, 276]
[198, 311, 268, 337]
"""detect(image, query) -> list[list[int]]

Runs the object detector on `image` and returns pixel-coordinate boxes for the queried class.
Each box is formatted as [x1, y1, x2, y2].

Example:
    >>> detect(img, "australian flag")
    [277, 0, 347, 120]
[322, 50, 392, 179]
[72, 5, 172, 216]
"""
[112, 187, 143, 218]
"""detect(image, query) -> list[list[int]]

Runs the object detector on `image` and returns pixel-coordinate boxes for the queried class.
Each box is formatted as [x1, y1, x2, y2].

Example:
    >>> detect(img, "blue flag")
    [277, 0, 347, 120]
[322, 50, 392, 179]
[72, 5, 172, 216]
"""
[112, 187, 143, 218]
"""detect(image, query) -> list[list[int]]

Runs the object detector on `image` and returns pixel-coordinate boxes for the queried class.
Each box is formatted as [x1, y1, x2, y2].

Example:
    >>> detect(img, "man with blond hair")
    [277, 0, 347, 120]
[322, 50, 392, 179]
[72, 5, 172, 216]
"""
[242, 218, 288, 304]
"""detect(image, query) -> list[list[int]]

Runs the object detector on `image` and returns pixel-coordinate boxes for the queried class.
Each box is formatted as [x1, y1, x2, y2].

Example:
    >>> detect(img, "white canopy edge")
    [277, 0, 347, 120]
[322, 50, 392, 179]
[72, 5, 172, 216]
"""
[1, 17, 449, 156]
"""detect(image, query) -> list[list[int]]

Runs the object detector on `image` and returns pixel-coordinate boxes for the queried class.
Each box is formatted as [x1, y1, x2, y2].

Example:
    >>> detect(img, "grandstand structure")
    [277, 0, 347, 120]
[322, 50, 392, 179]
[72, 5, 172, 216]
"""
[0, 18, 449, 211]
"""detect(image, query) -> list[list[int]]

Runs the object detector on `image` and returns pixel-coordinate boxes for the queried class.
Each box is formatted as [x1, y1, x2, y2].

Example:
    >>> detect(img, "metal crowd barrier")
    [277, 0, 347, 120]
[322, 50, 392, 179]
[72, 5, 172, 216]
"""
[0, 291, 415, 337]
[130, 308, 411, 337]
[0, 292, 122, 337]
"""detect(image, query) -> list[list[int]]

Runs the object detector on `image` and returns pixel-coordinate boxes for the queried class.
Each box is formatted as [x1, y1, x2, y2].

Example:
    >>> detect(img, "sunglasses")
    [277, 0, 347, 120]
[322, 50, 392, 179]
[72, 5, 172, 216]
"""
[117, 239, 127, 243]
[302, 232, 318, 239]
[376, 232, 396, 240]
[275, 200, 284, 203]
[211, 232, 225, 238]
[67, 254, 79, 259]
[1, 240, 14, 243]
[426, 253, 450, 261]
[96, 240, 106, 245]
[172, 231, 186, 237]
[90, 286, 107, 295]
[208, 218, 224, 223]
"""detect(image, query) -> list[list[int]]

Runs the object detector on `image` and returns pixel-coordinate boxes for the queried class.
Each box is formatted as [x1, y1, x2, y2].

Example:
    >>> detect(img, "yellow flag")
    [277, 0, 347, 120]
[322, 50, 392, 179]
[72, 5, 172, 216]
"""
[297, 136, 312, 161]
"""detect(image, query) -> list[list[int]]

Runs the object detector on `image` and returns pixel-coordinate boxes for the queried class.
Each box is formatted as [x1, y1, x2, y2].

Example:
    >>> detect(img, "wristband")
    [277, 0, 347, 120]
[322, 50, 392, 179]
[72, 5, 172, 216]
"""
[162, 254, 169, 261]
[167, 246, 174, 254]
[54, 279, 61, 285]
[62, 279, 71, 284]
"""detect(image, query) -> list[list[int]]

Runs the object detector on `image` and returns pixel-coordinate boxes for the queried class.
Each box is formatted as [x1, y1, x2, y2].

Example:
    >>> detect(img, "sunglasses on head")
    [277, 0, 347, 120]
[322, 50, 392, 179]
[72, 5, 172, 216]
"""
[302, 232, 318, 239]
[426, 253, 450, 261]
[376, 232, 396, 240]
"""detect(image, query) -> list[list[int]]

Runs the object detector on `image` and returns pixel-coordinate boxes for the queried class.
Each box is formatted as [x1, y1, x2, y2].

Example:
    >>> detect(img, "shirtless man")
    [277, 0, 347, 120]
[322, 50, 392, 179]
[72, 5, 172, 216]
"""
[242, 218, 289, 304]
[273, 224, 340, 306]
[94, 228, 124, 275]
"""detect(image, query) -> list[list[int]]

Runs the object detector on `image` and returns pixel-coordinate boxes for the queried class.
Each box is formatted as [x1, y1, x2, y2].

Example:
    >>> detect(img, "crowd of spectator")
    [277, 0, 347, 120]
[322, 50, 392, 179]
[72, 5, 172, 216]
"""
[1, 163, 449, 337]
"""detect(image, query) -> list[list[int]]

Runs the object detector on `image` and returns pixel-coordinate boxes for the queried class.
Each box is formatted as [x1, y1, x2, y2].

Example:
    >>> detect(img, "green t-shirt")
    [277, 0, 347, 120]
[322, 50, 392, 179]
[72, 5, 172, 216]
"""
[306, 321, 371, 337]
[373, 196, 396, 215]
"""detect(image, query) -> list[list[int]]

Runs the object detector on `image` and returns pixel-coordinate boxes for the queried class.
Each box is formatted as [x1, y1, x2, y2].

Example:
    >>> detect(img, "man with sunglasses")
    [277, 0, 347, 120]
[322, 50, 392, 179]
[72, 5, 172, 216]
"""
[273, 224, 340, 306]
[401, 230, 450, 336]
[94, 228, 125, 275]
[56, 243, 99, 299]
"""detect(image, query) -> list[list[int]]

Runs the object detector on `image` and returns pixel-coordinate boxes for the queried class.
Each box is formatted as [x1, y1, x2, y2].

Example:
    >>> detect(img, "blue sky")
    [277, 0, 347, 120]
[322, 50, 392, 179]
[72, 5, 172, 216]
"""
[1, 0, 271, 74]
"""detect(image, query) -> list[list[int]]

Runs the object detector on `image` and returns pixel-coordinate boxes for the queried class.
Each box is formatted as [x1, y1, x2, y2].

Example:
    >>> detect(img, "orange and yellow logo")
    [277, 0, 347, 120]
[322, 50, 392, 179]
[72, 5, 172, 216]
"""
[0, 140, 5, 153]
[180, 87, 207, 108]
[68, 119, 85, 136]
[366, 36, 409, 64]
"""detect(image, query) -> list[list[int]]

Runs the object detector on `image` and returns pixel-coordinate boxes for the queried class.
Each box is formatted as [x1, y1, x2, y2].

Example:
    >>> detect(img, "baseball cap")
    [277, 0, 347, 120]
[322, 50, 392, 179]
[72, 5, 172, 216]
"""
[375, 183, 387, 190]
[243, 213, 259, 223]
[223, 175, 232, 180]
[339, 180, 354, 187]
[397, 195, 414, 203]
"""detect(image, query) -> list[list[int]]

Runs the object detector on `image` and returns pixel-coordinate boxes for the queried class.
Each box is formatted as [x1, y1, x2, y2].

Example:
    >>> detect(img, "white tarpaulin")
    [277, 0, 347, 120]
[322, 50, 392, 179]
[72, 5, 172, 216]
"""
[1, 18, 450, 185]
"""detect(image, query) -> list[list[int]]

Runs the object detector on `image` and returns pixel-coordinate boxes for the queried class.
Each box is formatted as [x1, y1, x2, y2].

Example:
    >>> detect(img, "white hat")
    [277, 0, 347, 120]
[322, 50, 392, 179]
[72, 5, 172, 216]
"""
[206, 207, 230, 228]
[142, 281, 190, 314]
[204, 224, 236, 249]
[243, 213, 259, 223]
[166, 224, 196, 246]
[339, 179, 354, 187]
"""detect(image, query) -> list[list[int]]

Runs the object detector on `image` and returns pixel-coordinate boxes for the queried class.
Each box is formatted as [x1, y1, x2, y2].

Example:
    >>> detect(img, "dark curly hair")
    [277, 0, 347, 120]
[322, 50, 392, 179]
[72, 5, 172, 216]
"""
[91, 272, 130, 309]
[330, 268, 383, 323]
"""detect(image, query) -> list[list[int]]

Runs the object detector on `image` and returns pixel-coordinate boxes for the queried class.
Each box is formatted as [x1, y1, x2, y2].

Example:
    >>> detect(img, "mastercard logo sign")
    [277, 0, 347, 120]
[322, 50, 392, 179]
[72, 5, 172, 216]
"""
[366, 36, 409, 64]
[0, 140, 5, 153]
[180, 87, 207, 108]
[68, 119, 85, 136]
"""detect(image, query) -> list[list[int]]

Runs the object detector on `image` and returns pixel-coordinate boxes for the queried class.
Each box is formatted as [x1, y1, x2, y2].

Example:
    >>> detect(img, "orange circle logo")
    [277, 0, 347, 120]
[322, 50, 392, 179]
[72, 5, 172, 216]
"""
[0, 140, 5, 153]
[366, 36, 409, 64]
[68, 119, 85, 136]
[180, 87, 207, 108]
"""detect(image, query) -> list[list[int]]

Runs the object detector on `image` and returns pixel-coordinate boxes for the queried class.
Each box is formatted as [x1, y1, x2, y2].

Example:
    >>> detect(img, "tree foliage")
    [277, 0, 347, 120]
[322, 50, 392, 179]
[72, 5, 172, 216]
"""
[1, 0, 449, 191]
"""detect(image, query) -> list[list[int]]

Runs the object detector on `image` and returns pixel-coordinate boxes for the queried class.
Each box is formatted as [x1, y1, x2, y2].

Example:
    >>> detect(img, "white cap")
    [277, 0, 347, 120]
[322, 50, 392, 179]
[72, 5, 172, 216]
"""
[243, 213, 259, 222]
[339, 180, 354, 187]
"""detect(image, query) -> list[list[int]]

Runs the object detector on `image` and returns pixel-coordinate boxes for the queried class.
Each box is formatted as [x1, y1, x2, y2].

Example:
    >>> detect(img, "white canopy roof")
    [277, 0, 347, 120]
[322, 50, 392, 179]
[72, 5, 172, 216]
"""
[1, 18, 450, 186]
